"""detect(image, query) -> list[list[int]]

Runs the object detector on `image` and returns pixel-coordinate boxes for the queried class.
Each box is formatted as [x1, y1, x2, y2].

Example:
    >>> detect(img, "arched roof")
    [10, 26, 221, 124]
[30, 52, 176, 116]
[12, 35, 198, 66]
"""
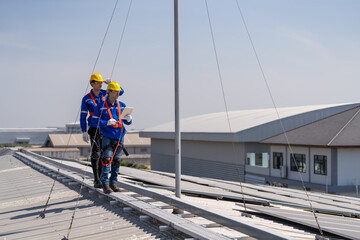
[141, 103, 360, 142]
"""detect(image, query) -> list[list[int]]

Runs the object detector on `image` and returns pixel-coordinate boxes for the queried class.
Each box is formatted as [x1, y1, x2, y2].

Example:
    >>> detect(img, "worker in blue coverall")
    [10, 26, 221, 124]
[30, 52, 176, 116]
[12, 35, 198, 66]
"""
[80, 73, 111, 188]
[92, 81, 132, 194]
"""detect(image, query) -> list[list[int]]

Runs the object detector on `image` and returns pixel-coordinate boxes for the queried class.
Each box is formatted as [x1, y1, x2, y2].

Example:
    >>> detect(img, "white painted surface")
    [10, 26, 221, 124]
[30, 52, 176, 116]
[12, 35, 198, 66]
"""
[338, 148, 360, 186]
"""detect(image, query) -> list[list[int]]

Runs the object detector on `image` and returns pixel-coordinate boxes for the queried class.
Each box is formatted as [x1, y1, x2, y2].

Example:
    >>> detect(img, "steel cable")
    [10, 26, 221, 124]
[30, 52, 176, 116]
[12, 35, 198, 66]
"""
[204, 0, 250, 215]
[234, 0, 324, 236]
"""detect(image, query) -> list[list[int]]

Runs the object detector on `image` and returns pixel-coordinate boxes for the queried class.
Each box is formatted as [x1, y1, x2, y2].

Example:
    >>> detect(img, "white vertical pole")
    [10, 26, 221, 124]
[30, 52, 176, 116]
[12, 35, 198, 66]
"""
[174, 0, 181, 198]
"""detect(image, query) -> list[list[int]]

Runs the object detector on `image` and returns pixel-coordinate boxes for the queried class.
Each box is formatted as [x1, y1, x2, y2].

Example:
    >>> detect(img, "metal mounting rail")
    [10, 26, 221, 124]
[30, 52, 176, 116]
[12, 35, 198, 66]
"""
[14, 151, 230, 240]
[15, 150, 292, 240]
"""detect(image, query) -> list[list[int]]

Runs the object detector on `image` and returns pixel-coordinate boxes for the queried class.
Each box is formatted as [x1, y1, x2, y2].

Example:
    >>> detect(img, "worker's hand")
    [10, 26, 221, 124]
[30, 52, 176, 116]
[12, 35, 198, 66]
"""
[105, 78, 111, 84]
[82, 132, 89, 143]
[124, 115, 132, 122]
[107, 118, 117, 126]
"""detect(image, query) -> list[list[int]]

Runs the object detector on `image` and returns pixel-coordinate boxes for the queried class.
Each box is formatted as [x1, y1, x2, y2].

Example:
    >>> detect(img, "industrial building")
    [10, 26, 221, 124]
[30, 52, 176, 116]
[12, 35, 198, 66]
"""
[140, 102, 360, 193]
[0, 128, 63, 145]
[39, 132, 151, 164]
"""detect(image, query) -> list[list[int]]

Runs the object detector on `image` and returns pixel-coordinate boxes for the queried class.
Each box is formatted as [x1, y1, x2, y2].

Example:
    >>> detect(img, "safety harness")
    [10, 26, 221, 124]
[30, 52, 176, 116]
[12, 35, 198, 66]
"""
[88, 92, 105, 116]
[101, 99, 124, 167]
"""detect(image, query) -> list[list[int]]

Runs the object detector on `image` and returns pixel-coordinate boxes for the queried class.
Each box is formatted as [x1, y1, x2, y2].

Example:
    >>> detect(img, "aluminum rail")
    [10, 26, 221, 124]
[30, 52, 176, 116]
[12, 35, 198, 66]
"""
[16, 150, 293, 240]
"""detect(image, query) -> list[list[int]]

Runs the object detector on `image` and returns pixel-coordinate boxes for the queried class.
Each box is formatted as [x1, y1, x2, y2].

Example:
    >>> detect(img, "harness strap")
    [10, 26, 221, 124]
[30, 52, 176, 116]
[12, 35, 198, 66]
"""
[104, 100, 123, 128]
[101, 141, 121, 166]
[88, 92, 105, 116]
[89, 92, 97, 106]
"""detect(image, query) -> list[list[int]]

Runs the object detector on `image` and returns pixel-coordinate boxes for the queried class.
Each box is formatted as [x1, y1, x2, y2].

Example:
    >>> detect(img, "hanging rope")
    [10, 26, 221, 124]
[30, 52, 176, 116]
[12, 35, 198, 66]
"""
[234, 0, 324, 236]
[204, 0, 251, 216]
[110, 0, 133, 79]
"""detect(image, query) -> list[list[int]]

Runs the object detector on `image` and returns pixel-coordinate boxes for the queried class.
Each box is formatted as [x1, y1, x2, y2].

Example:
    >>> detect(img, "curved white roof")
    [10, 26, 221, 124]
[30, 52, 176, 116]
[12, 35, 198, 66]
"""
[141, 103, 360, 142]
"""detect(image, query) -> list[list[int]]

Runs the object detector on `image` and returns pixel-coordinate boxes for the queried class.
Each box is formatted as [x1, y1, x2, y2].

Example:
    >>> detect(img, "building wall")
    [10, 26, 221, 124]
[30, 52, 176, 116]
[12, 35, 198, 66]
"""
[244, 143, 271, 176]
[337, 148, 360, 186]
[151, 139, 245, 181]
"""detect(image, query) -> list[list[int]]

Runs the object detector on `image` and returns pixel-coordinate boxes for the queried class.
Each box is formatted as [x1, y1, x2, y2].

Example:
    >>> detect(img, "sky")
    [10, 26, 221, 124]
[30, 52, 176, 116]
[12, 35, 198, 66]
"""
[0, 0, 359, 130]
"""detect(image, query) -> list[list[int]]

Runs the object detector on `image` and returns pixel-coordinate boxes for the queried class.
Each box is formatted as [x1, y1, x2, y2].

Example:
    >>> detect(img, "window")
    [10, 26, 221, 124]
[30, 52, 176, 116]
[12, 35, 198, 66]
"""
[290, 153, 306, 173]
[314, 155, 327, 175]
[246, 153, 269, 168]
[273, 152, 283, 169]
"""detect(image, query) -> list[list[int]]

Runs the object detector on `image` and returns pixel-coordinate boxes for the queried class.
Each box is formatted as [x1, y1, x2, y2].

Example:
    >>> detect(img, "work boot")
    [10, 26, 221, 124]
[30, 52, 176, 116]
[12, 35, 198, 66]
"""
[103, 184, 113, 194]
[109, 182, 120, 192]
[94, 180, 102, 189]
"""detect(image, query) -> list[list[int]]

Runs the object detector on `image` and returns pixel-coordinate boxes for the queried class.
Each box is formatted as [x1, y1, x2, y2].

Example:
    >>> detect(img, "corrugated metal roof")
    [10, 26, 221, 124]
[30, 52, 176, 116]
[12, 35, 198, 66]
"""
[140, 102, 360, 142]
[0, 153, 184, 240]
[4, 149, 359, 239]
[123, 133, 151, 146]
[47, 134, 89, 147]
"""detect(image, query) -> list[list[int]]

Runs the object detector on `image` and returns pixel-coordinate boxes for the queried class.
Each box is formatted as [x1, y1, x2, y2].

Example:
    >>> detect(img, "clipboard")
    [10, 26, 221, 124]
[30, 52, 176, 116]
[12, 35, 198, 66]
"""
[120, 107, 134, 119]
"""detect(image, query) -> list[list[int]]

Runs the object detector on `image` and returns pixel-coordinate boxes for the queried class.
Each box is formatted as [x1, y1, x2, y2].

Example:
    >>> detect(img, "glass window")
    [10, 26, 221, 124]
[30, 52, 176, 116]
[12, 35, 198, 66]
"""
[290, 153, 306, 173]
[273, 152, 283, 169]
[314, 155, 327, 175]
[246, 152, 269, 168]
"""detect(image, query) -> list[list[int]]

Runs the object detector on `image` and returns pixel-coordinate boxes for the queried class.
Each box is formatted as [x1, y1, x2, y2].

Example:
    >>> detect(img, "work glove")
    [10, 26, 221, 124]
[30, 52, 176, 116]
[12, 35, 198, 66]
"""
[107, 118, 117, 126]
[124, 115, 132, 122]
[82, 132, 89, 143]
[105, 78, 111, 84]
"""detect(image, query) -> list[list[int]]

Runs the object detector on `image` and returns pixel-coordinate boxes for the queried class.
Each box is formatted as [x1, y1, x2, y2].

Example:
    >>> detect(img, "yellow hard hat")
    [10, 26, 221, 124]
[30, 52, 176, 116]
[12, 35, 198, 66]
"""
[107, 81, 122, 91]
[89, 73, 105, 82]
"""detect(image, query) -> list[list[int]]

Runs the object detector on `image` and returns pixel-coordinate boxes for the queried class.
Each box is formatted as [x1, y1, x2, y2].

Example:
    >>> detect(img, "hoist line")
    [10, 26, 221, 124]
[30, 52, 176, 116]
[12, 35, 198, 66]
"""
[110, 0, 133, 80]
[91, 0, 120, 78]
[234, 0, 324, 236]
[39, 1, 120, 238]
[204, 0, 249, 213]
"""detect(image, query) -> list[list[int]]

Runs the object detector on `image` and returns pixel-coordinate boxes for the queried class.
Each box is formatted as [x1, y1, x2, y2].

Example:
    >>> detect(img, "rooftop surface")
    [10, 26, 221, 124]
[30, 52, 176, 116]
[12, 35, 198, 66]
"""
[2, 149, 360, 239]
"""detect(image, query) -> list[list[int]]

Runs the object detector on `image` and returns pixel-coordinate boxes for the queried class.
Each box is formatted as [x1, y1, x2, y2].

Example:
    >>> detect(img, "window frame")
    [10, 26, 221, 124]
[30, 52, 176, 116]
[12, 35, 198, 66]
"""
[314, 155, 327, 175]
[273, 152, 284, 169]
[290, 153, 306, 173]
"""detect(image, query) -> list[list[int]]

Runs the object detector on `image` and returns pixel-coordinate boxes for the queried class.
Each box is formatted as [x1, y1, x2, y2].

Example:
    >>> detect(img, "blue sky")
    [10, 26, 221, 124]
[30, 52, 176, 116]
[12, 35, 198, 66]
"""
[1, 0, 359, 130]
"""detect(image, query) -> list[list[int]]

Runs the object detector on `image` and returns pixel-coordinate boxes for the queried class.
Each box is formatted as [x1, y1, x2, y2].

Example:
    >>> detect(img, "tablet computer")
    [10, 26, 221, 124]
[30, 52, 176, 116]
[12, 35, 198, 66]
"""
[120, 107, 134, 119]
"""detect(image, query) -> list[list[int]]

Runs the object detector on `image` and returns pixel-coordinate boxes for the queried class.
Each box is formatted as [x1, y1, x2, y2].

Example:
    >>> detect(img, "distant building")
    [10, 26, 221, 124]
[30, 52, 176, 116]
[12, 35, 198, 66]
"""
[27, 147, 80, 160]
[66, 122, 82, 134]
[0, 128, 63, 145]
[140, 103, 360, 193]
[43, 132, 150, 164]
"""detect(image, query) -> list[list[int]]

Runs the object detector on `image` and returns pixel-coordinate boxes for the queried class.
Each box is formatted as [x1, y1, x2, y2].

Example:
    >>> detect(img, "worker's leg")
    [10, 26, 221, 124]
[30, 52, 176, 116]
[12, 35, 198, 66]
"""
[88, 127, 102, 187]
[101, 136, 113, 185]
